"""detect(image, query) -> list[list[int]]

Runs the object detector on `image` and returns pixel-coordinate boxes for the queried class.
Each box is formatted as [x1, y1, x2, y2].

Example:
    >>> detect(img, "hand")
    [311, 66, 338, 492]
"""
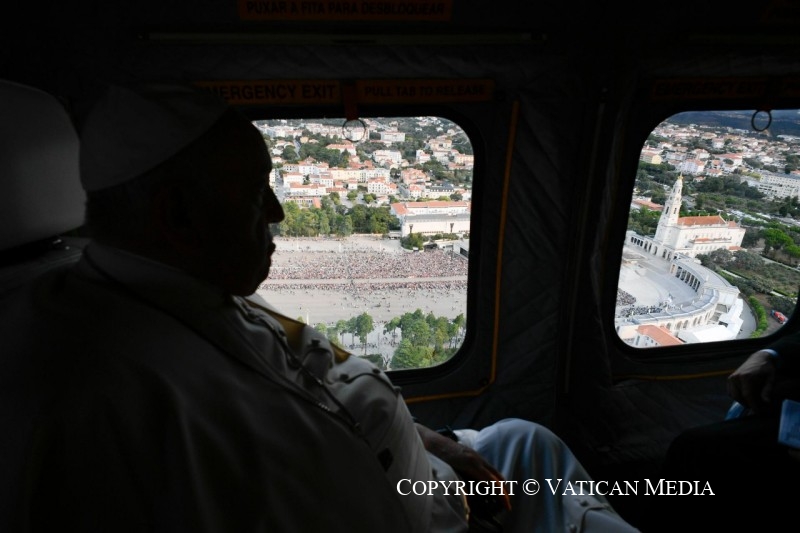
[727, 350, 778, 414]
[416, 424, 512, 511]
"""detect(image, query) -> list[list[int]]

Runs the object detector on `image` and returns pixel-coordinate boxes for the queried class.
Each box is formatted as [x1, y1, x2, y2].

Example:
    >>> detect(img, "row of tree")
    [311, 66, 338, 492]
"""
[277, 196, 400, 237]
[697, 247, 800, 300]
[312, 309, 466, 370]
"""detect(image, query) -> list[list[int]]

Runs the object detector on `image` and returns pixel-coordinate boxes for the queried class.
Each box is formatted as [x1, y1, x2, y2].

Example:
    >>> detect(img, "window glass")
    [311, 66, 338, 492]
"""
[254, 117, 472, 369]
[617, 109, 800, 348]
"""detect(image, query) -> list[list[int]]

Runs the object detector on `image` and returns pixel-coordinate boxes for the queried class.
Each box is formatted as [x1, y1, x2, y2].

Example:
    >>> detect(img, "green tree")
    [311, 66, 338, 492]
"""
[762, 227, 793, 254]
[349, 204, 369, 233]
[742, 227, 761, 248]
[318, 212, 331, 236]
[402, 233, 425, 250]
[695, 195, 705, 210]
[366, 206, 396, 234]
[428, 314, 450, 354]
[650, 189, 666, 204]
[282, 145, 298, 163]
[733, 249, 765, 271]
[333, 214, 353, 237]
[391, 339, 435, 370]
[422, 160, 449, 181]
[785, 243, 800, 261]
[699, 248, 733, 269]
[294, 209, 319, 237]
[398, 310, 431, 347]
[627, 207, 661, 237]
[384, 318, 401, 344]
[748, 296, 768, 338]
[278, 201, 301, 236]
[338, 149, 351, 168]
[354, 312, 375, 356]
[449, 313, 466, 348]
[335, 320, 349, 345]
[344, 318, 358, 345]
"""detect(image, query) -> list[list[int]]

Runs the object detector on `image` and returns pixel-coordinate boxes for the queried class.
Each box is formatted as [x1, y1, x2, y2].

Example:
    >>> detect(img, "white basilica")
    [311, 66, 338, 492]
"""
[617, 175, 748, 347]
[642, 175, 745, 261]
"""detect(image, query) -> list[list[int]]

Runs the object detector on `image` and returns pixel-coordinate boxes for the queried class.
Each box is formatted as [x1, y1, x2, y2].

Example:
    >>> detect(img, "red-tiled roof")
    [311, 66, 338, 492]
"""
[678, 215, 726, 226]
[637, 325, 684, 346]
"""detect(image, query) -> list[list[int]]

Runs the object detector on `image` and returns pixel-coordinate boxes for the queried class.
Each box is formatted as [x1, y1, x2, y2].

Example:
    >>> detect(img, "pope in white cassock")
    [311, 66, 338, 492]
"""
[0, 83, 638, 533]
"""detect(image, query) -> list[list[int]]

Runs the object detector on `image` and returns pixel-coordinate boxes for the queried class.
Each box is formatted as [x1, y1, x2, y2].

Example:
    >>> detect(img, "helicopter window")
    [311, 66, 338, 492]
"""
[617, 109, 800, 348]
[253, 116, 472, 369]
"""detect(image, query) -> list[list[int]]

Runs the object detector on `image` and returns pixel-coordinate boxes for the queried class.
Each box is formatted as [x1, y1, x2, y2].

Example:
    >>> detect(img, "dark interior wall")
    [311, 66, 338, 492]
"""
[6, 7, 800, 522]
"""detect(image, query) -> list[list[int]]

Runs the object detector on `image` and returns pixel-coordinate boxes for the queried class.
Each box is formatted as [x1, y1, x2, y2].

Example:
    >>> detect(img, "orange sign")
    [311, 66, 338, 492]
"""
[356, 79, 494, 103]
[238, 0, 453, 21]
[194, 80, 341, 105]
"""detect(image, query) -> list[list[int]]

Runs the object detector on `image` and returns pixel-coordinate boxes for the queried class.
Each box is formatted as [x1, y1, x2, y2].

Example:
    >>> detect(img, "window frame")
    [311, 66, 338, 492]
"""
[237, 102, 486, 379]
[606, 79, 800, 372]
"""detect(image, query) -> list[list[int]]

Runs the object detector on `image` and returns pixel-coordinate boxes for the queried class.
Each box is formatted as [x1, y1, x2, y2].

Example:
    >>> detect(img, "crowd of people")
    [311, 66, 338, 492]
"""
[260, 243, 469, 314]
[265, 244, 468, 282]
[263, 279, 467, 296]
[616, 288, 636, 307]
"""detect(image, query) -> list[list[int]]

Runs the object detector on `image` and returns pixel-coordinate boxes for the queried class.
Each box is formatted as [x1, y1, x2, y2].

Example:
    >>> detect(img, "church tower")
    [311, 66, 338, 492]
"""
[654, 175, 683, 244]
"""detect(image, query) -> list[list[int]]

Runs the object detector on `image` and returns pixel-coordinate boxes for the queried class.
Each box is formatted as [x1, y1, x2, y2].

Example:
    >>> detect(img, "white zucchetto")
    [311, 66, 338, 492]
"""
[79, 83, 229, 192]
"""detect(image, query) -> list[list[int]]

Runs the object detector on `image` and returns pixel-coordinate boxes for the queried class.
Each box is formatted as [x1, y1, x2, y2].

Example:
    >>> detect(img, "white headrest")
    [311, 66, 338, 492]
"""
[0, 80, 85, 251]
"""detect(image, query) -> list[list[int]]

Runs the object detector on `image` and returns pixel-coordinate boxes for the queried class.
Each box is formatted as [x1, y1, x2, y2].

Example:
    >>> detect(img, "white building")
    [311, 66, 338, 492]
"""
[380, 131, 406, 143]
[616, 252, 745, 347]
[640, 149, 663, 165]
[367, 179, 396, 196]
[285, 183, 326, 197]
[679, 158, 706, 175]
[281, 171, 304, 187]
[373, 149, 403, 167]
[390, 201, 471, 237]
[453, 153, 474, 168]
[651, 175, 745, 259]
[741, 170, 800, 200]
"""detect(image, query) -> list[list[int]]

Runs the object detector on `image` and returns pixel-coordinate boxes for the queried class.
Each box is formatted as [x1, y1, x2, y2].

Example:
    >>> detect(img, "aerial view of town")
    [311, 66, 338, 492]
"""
[251, 109, 800, 365]
[253, 116, 473, 369]
[618, 109, 800, 349]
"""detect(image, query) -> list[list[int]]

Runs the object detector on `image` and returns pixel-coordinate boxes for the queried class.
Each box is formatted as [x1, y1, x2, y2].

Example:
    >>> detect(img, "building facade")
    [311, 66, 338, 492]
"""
[651, 175, 745, 260]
